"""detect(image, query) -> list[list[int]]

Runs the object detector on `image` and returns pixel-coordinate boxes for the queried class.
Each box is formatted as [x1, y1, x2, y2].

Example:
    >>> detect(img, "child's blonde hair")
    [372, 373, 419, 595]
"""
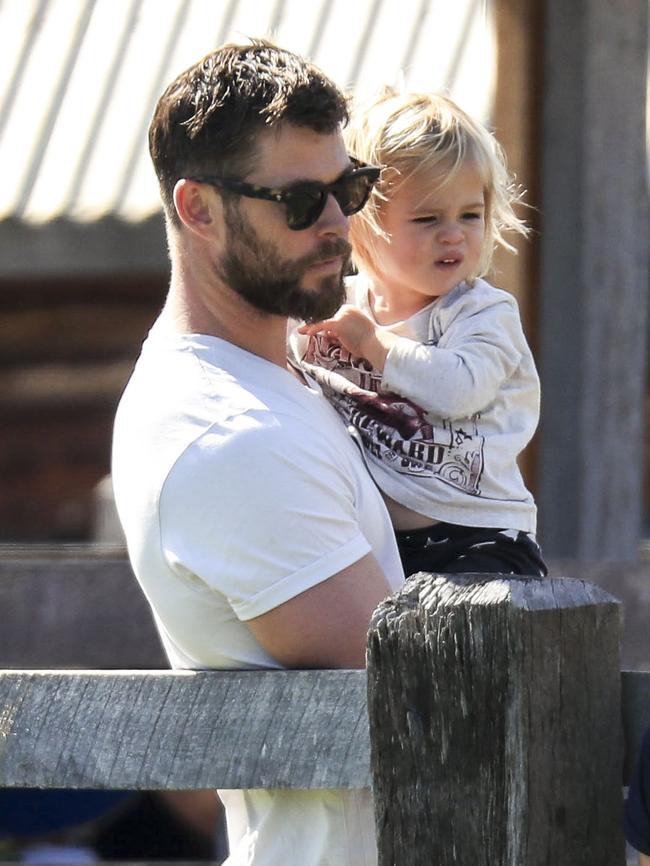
[345, 88, 528, 280]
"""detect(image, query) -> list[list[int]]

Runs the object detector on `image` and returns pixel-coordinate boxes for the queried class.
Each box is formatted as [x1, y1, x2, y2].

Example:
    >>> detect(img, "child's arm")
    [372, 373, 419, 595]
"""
[300, 296, 526, 419]
[640, 853, 650, 865]
[299, 305, 397, 370]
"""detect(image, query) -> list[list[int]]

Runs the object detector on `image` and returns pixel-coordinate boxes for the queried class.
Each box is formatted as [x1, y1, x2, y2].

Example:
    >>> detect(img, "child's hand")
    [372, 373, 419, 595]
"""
[299, 306, 375, 357]
[299, 305, 395, 372]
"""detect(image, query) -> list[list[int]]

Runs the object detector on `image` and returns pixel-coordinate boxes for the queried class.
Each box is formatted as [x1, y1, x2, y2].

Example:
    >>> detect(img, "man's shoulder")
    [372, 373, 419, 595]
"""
[159, 392, 367, 564]
[114, 330, 367, 509]
[117, 376, 326, 484]
[118, 331, 313, 431]
[181, 405, 323, 467]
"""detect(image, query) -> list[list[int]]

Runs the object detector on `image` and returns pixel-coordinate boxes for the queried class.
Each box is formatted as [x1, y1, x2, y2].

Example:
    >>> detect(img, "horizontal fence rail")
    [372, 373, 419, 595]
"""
[0, 667, 647, 790]
[0, 669, 370, 790]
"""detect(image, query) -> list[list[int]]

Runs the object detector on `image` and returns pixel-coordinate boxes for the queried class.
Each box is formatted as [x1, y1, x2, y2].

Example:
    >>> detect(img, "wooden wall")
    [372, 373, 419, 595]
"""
[0, 276, 164, 540]
[491, 0, 544, 492]
[536, 0, 649, 559]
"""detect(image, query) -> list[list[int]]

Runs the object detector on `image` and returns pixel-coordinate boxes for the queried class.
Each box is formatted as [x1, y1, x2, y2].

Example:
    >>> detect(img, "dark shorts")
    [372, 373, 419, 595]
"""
[395, 521, 548, 578]
[625, 726, 650, 854]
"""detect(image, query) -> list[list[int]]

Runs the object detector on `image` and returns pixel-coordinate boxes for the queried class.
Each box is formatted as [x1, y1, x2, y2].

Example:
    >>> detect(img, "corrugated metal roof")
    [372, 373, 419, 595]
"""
[0, 0, 495, 226]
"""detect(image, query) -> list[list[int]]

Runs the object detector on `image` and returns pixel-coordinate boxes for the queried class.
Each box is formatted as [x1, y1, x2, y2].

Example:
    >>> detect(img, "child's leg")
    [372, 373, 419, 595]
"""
[395, 522, 547, 578]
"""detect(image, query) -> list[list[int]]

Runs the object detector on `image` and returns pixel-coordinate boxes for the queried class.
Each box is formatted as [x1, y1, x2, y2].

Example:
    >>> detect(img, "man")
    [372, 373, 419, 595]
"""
[112, 40, 404, 866]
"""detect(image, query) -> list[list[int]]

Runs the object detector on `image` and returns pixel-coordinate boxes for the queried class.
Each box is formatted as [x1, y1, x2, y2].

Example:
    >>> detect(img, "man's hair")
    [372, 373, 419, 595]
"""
[149, 39, 349, 227]
[344, 88, 528, 280]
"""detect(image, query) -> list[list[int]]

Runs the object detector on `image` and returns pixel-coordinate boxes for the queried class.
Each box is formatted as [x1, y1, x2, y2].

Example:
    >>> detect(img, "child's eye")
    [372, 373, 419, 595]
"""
[462, 212, 483, 220]
[412, 215, 437, 224]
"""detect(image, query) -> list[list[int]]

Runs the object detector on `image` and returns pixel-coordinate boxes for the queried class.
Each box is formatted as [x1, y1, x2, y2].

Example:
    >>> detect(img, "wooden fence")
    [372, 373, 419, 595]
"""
[0, 551, 647, 865]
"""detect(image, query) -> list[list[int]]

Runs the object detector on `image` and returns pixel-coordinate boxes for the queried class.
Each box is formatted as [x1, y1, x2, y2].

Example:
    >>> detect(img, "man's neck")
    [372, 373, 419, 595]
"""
[162, 264, 290, 368]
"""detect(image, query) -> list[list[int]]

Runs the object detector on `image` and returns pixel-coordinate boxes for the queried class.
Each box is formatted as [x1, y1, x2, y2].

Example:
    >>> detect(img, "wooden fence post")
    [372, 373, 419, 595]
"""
[366, 573, 624, 866]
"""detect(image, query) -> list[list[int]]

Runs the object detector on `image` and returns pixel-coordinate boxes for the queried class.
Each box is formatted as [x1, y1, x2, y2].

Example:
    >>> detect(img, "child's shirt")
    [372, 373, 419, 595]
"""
[290, 274, 540, 533]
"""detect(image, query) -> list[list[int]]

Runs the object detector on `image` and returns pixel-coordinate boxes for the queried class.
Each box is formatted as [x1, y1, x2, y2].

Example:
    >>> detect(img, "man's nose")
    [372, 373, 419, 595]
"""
[316, 193, 349, 237]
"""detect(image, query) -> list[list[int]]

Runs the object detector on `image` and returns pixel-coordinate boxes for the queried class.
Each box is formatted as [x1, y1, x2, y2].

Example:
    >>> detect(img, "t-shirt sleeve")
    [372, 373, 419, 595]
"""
[625, 727, 650, 854]
[158, 418, 372, 620]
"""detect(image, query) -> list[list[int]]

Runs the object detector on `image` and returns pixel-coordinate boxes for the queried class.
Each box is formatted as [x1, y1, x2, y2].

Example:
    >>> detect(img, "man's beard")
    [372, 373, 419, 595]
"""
[215, 200, 350, 323]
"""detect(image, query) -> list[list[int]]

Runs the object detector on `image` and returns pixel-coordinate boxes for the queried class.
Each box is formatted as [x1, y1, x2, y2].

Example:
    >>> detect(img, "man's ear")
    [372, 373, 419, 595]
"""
[173, 179, 222, 237]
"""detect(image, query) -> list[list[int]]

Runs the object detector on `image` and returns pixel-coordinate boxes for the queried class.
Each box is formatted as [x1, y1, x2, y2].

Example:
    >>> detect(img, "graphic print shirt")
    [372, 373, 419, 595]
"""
[290, 275, 540, 532]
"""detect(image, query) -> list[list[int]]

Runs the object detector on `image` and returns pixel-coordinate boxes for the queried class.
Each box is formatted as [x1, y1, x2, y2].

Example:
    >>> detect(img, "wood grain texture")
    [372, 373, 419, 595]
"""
[0, 665, 646, 793]
[537, 0, 649, 558]
[367, 573, 625, 866]
[0, 669, 370, 790]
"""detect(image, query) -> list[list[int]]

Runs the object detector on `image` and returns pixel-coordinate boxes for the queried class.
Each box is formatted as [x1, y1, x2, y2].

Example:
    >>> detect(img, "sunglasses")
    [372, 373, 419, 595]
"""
[187, 158, 381, 230]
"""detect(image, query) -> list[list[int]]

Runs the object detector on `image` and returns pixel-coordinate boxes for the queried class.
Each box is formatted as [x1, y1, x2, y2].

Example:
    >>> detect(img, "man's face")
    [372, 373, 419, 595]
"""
[213, 125, 353, 322]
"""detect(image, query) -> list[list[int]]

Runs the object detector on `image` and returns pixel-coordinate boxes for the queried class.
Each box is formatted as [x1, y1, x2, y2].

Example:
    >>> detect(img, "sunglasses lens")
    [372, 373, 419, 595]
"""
[284, 187, 327, 230]
[333, 172, 377, 216]
[282, 167, 379, 230]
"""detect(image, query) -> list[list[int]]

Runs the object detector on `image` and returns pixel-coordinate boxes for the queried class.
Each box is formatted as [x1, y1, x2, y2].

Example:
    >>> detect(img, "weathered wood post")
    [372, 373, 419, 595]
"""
[367, 573, 624, 866]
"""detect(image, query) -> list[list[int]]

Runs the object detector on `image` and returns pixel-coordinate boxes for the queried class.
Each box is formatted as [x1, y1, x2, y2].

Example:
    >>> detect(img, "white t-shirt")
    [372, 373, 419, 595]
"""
[111, 323, 404, 866]
[291, 275, 540, 533]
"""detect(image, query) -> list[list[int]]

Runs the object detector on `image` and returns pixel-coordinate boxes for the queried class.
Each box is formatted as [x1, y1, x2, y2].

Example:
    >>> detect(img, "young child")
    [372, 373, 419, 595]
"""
[294, 88, 547, 578]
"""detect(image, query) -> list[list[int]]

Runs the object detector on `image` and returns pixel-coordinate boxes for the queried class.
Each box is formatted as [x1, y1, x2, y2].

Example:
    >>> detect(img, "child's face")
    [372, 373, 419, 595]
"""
[371, 161, 486, 316]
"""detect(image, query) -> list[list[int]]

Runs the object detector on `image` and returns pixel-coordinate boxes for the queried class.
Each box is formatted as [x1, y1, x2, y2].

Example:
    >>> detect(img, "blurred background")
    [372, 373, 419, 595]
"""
[0, 0, 648, 862]
[1, 0, 647, 559]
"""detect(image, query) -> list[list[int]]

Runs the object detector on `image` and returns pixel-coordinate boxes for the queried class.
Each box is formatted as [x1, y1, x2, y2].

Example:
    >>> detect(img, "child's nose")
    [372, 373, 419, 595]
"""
[438, 221, 464, 243]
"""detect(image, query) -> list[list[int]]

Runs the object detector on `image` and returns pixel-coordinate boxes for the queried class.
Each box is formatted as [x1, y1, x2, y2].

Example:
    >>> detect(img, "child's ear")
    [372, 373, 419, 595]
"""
[173, 179, 222, 238]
